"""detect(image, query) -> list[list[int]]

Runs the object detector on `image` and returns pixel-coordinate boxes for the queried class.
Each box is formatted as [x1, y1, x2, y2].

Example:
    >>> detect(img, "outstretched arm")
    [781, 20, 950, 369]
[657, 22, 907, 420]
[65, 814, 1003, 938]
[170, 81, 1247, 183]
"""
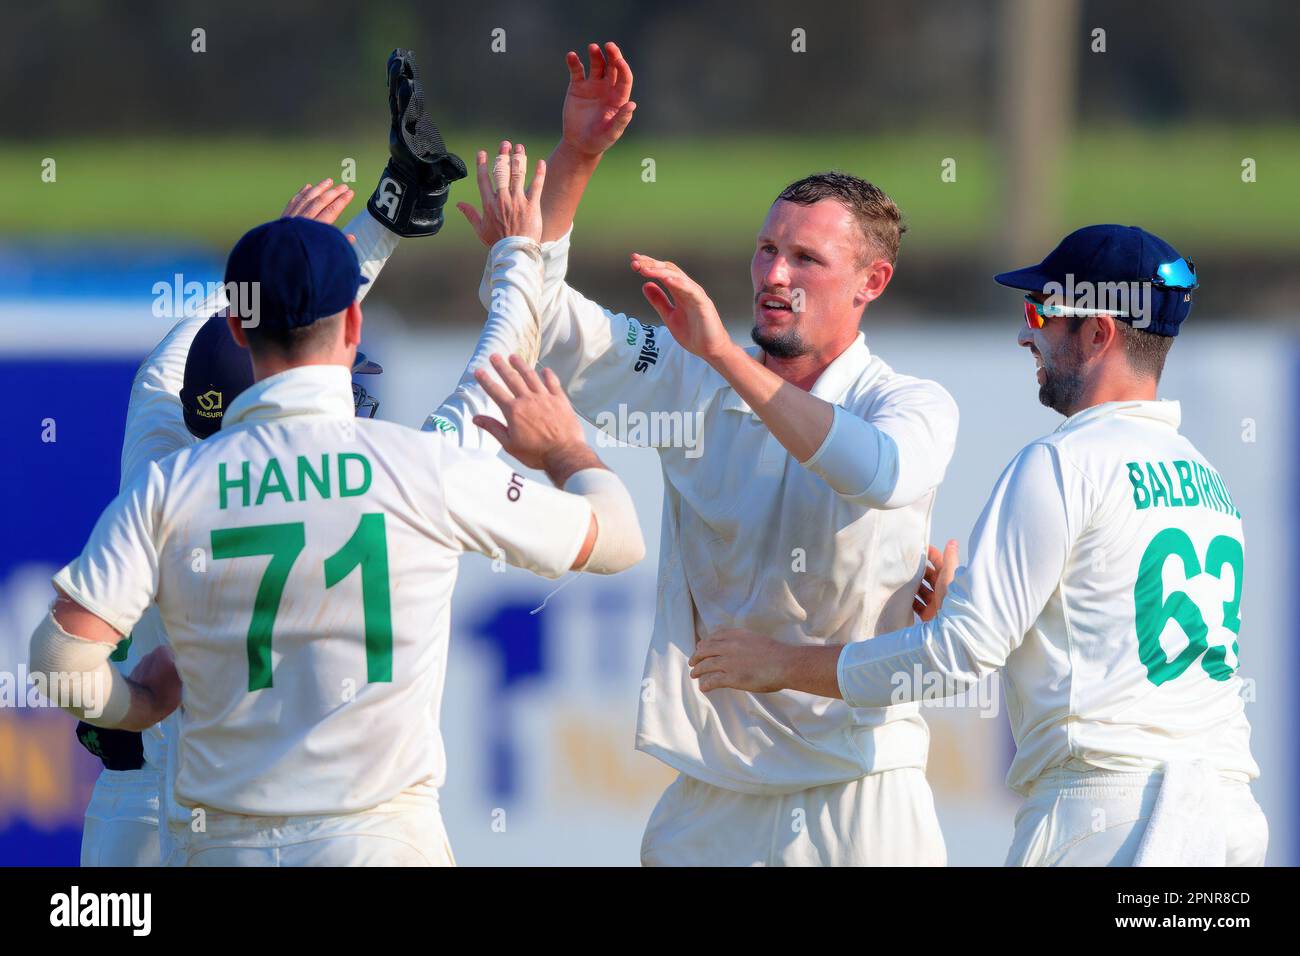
[688, 444, 1079, 704]
[467, 353, 645, 575]
[425, 145, 549, 450]
[458, 41, 635, 329]
[351, 46, 469, 300]
[542, 41, 636, 241]
[435, 139, 708, 456]
[457, 42, 634, 246]
[632, 255, 958, 509]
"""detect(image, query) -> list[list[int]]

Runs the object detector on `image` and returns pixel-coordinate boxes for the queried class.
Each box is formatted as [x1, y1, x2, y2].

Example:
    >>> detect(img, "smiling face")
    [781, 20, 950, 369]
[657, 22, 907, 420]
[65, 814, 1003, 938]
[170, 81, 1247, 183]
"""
[1017, 300, 1088, 415]
[750, 198, 893, 361]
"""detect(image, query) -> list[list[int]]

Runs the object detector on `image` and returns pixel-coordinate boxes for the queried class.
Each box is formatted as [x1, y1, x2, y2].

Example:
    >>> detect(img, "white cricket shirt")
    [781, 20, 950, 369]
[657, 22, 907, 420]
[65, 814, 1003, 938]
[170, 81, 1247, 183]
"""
[56, 238, 594, 816]
[115, 208, 397, 776]
[837, 400, 1260, 794]
[478, 229, 960, 795]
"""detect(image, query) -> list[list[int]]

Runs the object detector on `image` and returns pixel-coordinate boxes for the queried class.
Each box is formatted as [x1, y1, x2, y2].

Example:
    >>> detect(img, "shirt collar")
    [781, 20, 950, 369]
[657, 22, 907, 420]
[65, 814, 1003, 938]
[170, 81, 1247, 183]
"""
[224, 364, 355, 428]
[721, 333, 871, 415]
[1054, 398, 1182, 435]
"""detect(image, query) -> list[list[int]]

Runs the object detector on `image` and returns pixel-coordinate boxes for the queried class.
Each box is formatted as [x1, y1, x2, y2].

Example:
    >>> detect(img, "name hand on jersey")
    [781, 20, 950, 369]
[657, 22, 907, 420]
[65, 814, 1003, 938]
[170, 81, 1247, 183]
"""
[218, 453, 373, 509]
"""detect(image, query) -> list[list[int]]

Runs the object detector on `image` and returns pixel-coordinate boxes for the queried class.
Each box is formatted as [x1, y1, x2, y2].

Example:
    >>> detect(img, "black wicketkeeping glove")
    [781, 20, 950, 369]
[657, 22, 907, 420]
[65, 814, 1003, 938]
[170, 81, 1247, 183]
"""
[76, 721, 145, 772]
[367, 48, 467, 237]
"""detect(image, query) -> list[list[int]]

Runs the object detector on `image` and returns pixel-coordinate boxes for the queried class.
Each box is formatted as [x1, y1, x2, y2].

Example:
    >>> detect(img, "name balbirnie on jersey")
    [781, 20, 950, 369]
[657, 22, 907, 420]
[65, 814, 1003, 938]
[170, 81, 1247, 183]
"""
[1126, 458, 1241, 516]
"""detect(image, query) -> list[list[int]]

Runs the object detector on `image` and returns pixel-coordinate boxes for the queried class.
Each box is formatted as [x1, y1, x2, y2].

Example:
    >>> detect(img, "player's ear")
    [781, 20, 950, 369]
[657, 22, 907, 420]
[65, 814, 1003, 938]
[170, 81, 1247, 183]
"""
[1094, 314, 1121, 355]
[343, 301, 363, 349]
[856, 258, 893, 308]
[226, 313, 250, 349]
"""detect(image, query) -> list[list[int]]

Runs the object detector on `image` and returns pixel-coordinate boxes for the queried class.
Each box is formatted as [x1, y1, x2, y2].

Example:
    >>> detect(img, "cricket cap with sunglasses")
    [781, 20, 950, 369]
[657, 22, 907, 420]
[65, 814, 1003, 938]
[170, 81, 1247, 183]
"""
[995, 224, 1198, 336]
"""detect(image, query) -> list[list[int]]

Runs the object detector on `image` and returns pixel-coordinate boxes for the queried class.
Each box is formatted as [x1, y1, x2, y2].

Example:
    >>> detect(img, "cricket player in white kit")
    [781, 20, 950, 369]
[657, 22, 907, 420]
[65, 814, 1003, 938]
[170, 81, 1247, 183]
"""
[33, 156, 647, 866]
[455, 43, 959, 866]
[77, 178, 387, 867]
[73, 47, 503, 867]
[690, 225, 1268, 866]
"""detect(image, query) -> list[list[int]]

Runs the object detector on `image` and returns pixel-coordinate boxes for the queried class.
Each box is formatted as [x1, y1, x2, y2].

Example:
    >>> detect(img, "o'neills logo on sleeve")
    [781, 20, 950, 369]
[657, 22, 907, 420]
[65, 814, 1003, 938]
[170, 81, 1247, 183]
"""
[50, 886, 151, 936]
[629, 319, 659, 373]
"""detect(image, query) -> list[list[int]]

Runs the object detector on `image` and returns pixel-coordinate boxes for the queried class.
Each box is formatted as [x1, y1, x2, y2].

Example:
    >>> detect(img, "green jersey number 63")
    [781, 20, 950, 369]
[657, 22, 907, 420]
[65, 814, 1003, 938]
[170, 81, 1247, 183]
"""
[1134, 527, 1242, 686]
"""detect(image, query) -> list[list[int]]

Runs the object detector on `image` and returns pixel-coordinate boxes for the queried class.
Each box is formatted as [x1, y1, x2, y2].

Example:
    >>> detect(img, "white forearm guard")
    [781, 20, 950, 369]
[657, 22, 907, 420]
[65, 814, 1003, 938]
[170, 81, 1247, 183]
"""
[563, 468, 646, 574]
[28, 611, 131, 727]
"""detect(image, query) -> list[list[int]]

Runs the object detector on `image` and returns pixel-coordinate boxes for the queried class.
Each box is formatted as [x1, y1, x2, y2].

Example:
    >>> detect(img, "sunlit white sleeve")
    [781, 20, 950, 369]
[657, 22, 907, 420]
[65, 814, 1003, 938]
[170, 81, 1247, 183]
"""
[484, 227, 711, 440]
[52, 462, 165, 637]
[802, 378, 959, 511]
[423, 236, 546, 452]
[344, 208, 399, 304]
[119, 288, 231, 488]
[439, 444, 592, 579]
[476, 225, 573, 323]
[836, 442, 1084, 706]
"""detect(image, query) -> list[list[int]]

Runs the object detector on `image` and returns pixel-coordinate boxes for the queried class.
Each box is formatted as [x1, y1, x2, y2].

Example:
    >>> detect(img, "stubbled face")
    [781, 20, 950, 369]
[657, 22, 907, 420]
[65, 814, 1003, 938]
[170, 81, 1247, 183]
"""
[1017, 302, 1087, 416]
[750, 199, 879, 360]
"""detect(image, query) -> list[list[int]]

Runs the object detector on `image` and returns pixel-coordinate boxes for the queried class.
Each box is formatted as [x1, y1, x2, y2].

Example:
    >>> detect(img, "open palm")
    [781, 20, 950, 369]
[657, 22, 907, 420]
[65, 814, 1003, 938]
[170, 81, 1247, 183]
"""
[562, 42, 636, 157]
[631, 254, 731, 361]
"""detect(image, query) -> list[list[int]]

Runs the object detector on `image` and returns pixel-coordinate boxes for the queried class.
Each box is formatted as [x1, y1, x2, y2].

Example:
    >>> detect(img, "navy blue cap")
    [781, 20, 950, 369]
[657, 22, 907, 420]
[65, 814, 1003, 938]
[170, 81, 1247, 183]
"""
[223, 217, 367, 334]
[180, 314, 256, 439]
[994, 224, 1195, 336]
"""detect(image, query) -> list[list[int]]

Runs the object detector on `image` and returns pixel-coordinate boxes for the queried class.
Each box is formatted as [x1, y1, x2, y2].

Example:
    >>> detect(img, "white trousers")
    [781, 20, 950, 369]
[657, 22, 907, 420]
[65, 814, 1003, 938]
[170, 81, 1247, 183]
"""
[165, 783, 455, 867]
[641, 767, 946, 866]
[1006, 766, 1269, 867]
[80, 768, 162, 867]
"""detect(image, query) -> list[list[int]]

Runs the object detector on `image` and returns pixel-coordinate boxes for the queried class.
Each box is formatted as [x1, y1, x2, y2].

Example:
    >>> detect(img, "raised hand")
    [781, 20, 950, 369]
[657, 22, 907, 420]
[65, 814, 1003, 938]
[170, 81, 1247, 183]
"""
[458, 142, 547, 247]
[561, 41, 636, 158]
[367, 48, 467, 238]
[472, 353, 587, 474]
[631, 254, 733, 362]
[281, 179, 355, 226]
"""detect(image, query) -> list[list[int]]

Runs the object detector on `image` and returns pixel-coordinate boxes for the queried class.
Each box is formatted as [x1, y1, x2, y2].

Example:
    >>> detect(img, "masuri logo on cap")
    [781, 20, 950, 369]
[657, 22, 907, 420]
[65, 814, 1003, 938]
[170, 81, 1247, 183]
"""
[181, 315, 256, 439]
[196, 389, 223, 413]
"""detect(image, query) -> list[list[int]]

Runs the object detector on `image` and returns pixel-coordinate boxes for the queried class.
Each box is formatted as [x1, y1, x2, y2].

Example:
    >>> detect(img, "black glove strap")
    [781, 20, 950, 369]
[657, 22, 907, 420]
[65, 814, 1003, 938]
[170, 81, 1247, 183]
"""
[76, 721, 145, 772]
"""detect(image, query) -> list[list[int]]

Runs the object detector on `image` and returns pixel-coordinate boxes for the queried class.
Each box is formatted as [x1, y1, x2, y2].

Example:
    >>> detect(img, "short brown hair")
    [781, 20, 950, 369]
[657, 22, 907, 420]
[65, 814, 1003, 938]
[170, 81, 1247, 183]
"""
[1115, 321, 1175, 380]
[243, 310, 343, 360]
[1065, 315, 1175, 381]
[775, 172, 906, 265]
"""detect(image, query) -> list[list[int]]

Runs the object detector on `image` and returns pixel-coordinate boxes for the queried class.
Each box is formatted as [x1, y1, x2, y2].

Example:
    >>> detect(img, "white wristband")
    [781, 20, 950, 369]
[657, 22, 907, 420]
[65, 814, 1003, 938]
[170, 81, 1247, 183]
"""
[29, 611, 131, 727]
[563, 468, 646, 574]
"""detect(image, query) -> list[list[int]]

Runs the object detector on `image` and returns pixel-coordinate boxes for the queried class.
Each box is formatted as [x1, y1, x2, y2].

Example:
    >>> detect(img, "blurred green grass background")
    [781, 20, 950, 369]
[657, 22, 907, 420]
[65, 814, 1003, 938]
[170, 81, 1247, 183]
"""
[4, 128, 1296, 257]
